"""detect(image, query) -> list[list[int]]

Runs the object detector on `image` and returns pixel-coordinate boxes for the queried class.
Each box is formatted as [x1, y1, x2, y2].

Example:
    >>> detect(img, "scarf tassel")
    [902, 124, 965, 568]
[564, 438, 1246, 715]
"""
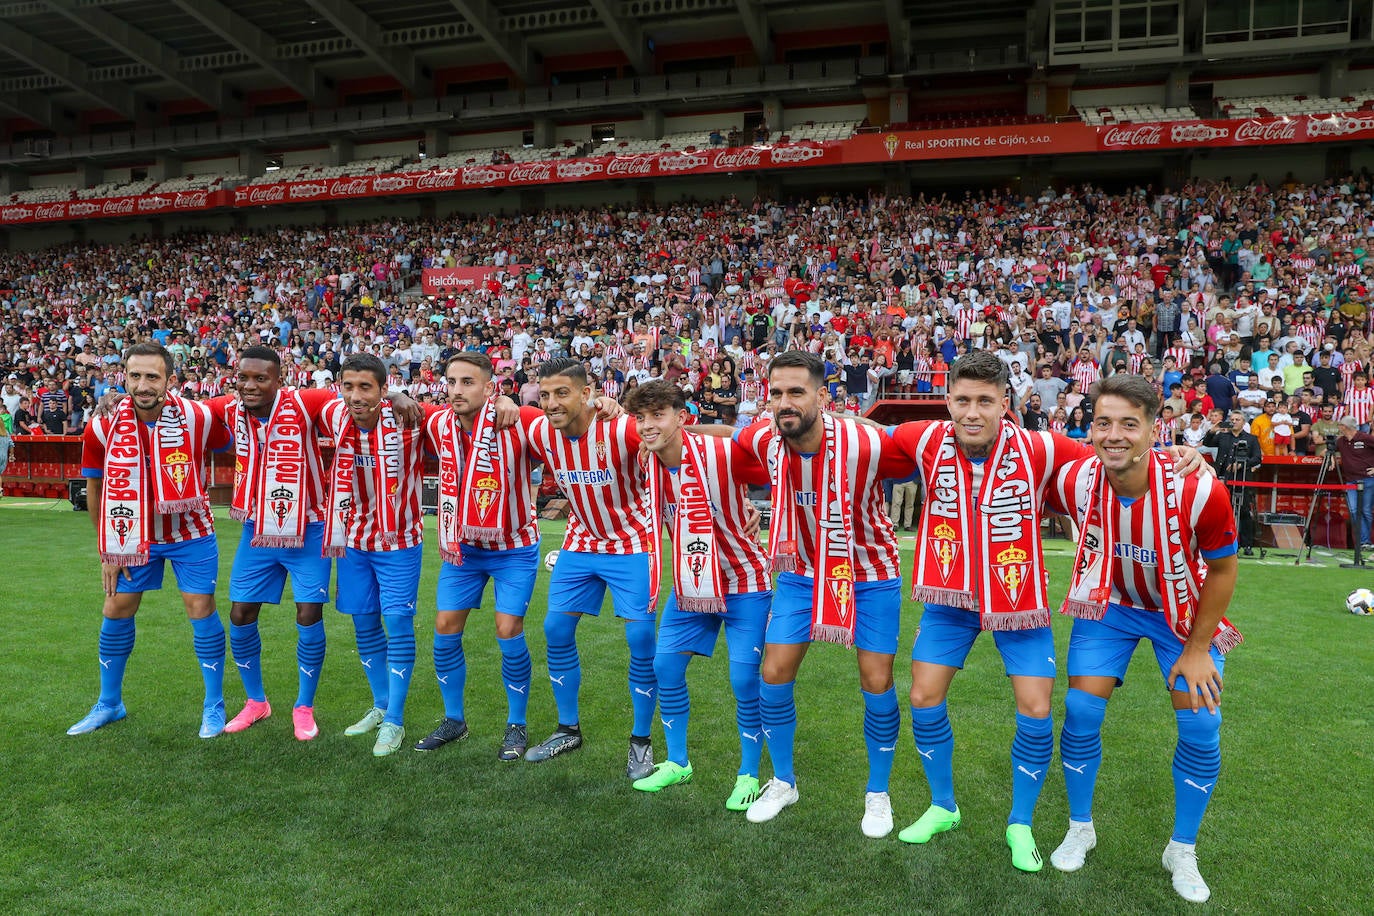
[1211, 626, 1244, 655]
[440, 548, 464, 567]
[250, 535, 305, 550]
[229, 507, 253, 523]
[677, 595, 728, 614]
[981, 609, 1051, 632]
[811, 624, 855, 648]
[156, 497, 205, 515]
[771, 554, 797, 573]
[911, 585, 975, 610]
[323, 546, 347, 559]
[1061, 599, 1108, 621]
[101, 551, 149, 567]
[460, 525, 504, 541]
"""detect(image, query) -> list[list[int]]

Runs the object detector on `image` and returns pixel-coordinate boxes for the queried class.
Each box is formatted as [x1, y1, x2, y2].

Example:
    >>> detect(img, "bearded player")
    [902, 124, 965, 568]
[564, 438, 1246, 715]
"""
[521, 358, 660, 781]
[68, 343, 232, 739]
[417, 353, 543, 760]
[706, 351, 916, 836]
[624, 379, 773, 810]
[1046, 374, 1241, 904]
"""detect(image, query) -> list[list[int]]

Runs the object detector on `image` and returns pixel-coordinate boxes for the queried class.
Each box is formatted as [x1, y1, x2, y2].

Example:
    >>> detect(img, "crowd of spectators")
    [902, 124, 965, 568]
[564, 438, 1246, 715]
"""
[5, 172, 1374, 468]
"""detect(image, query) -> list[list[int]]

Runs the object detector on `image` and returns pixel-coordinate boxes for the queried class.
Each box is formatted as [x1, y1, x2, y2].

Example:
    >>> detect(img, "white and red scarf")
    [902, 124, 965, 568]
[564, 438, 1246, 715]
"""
[768, 412, 858, 647]
[98, 396, 205, 566]
[229, 390, 310, 548]
[323, 402, 401, 558]
[912, 420, 1049, 630]
[435, 398, 509, 565]
[646, 435, 727, 614]
[1063, 452, 1243, 653]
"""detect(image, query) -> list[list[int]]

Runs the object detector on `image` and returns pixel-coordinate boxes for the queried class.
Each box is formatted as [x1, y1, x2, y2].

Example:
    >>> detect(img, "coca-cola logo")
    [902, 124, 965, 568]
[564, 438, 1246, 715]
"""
[369, 176, 412, 193]
[101, 198, 136, 215]
[1169, 123, 1229, 143]
[173, 190, 208, 208]
[330, 177, 373, 195]
[769, 145, 826, 164]
[658, 152, 709, 172]
[34, 203, 65, 220]
[68, 201, 100, 217]
[137, 195, 174, 212]
[1305, 115, 1374, 138]
[289, 182, 329, 199]
[606, 156, 653, 177]
[243, 185, 286, 204]
[508, 163, 552, 183]
[416, 170, 460, 190]
[1101, 125, 1163, 148]
[556, 161, 603, 179]
[712, 149, 762, 170]
[2, 206, 33, 221]
[1234, 119, 1297, 142]
[461, 166, 505, 186]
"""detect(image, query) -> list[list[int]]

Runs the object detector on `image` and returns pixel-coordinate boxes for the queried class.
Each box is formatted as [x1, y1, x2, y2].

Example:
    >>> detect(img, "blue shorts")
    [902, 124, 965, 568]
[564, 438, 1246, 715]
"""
[229, 520, 331, 605]
[657, 590, 772, 663]
[117, 535, 219, 596]
[436, 542, 540, 617]
[770, 572, 901, 654]
[1067, 602, 1226, 692]
[546, 550, 654, 622]
[911, 603, 1057, 679]
[335, 543, 424, 617]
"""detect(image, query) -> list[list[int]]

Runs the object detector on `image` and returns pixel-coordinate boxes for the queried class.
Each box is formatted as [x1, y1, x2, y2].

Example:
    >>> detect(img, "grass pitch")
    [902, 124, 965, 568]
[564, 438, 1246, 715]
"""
[1, 501, 1370, 914]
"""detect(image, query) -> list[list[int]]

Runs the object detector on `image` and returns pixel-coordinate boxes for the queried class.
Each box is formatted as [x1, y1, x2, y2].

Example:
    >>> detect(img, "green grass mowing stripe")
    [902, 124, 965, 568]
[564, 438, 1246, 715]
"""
[0, 508, 1371, 913]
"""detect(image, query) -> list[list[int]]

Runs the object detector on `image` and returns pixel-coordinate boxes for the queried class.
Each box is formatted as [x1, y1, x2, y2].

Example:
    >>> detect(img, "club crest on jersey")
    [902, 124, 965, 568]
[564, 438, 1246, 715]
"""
[440, 501, 454, 536]
[269, 486, 294, 527]
[993, 545, 1031, 605]
[595, 440, 608, 462]
[929, 521, 960, 582]
[109, 505, 134, 545]
[684, 537, 710, 587]
[827, 560, 854, 621]
[163, 449, 191, 493]
[473, 474, 500, 520]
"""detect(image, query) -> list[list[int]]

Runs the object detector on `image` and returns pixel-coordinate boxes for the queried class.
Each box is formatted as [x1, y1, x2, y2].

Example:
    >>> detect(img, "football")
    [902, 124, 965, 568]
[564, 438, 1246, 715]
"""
[544, 549, 560, 572]
[1345, 588, 1374, 615]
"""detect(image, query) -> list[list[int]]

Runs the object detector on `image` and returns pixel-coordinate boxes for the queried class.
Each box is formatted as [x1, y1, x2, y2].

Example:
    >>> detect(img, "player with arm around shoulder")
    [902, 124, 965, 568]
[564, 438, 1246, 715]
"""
[1046, 373, 1242, 904]
[624, 379, 774, 811]
[68, 343, 232, 740]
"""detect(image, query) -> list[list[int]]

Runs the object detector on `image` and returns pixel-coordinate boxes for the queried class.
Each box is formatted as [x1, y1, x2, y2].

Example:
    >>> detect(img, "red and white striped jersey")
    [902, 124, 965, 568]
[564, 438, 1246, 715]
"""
[1341, 385, 1374, 425]
[736, 419, 915, 581]
[1165, 346, 1193, 368]
[1071, 358, 1101, 392]
[82, 398, 229, 544]
[1340, 360, 1364, 391]
[207, 388, 335, 523]
[1050, 458, 1237, 611]
[424, 404, 540, 551]
[525, 413, 654, 554]
[650, 436, 772, 594]
[320, 399, 429, 550]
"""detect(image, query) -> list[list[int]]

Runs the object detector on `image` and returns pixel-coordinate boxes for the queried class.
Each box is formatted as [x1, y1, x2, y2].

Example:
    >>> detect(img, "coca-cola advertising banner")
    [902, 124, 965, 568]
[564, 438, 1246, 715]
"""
[421, 265, 532, 296]
[12, 113, 1374, 226]
[0, 188, 228, 225]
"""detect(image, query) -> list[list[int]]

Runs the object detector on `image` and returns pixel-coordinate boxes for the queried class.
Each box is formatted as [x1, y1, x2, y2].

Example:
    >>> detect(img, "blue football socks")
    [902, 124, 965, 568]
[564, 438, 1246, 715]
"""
[229, 622, 265, 702]
[97, 616, 135, 707]
[1009, 712, 1054, 826]
[381, 614, 415, 727]
[911, 700, 957, 811]
[190, 614, 226, 706]
[497, 634, 531, 726]
[433, 631, 467, 721]
[294, 620, 325, 707]
[759, 679, 798, 786]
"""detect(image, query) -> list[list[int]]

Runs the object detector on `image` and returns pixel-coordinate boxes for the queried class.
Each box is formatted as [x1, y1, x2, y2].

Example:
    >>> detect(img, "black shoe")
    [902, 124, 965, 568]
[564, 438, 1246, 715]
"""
[525, 726, 583, 762]
[498, 723, 528, 761]
[414, 717, 468, 751]
[1241, 548, 1254, 557]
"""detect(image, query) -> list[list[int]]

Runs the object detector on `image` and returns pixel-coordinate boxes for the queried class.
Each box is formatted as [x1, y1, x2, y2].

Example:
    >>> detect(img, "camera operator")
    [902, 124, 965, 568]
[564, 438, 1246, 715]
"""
[1206, 410, 1263, 555]
[1334, 415, 1374, 551]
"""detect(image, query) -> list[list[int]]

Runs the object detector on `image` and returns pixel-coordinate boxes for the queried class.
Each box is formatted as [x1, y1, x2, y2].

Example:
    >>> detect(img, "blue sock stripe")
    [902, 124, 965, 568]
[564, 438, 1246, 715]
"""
[97, 617, 135, 707]
[758, 680, 798, 785]
[190, 615, 225, 705]
[862, 688, 900, 793]
[911, 701, 956, 811]
[659, 683, 690, 716]
[496, 634, 532, 726]
[380, 615, 416, 726]
[294, 621, 326, 708]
